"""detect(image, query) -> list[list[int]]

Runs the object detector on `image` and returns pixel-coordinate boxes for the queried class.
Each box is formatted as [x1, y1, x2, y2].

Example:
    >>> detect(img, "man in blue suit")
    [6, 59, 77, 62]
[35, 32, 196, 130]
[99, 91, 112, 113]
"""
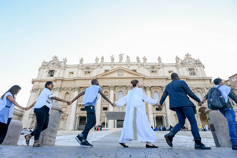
[158, 73, 211, 150]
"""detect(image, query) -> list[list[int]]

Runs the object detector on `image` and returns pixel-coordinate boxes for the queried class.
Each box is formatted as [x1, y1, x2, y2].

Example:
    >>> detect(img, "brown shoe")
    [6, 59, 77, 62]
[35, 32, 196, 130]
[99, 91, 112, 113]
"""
[25, 134, 32, 146]
[33, 140, 43, 147]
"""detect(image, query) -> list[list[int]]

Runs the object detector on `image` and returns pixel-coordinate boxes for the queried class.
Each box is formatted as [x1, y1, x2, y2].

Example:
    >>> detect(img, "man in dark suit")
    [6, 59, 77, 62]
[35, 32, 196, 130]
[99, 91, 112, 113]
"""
[158, 73, 211, 150]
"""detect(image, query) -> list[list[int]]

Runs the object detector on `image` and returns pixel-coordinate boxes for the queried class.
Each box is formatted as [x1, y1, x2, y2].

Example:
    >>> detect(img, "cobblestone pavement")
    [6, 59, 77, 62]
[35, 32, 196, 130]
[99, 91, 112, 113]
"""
[1, 129, 236, 158]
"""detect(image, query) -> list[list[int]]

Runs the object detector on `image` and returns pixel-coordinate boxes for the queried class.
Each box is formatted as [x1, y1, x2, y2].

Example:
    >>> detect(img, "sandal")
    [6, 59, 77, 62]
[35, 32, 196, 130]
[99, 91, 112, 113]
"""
[25, 134, 32, 146]
[33, 140, 43, 147]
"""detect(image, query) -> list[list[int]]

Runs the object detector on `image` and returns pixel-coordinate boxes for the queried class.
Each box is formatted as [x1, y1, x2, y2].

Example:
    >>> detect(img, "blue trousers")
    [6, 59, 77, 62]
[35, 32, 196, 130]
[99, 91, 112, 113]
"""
[172, 106, 200, 139]
[219, 107, 237, 146]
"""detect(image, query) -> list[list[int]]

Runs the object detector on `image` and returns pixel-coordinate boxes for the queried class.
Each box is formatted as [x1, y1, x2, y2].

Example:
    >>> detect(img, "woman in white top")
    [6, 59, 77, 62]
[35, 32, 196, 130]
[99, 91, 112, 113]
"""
[115, 80, 162, 148]
[24, 81, 70, 147]
[0, 85, 26, 144]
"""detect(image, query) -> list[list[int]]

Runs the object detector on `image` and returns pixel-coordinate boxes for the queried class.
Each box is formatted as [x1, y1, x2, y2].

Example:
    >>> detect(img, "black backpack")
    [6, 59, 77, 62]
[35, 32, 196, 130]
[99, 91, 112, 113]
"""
[207, 85, 226, 110]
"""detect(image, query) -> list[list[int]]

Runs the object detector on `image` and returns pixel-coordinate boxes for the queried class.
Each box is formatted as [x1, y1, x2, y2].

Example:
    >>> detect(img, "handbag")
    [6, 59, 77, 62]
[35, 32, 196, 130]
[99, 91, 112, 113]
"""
[0, 99, 12, 124]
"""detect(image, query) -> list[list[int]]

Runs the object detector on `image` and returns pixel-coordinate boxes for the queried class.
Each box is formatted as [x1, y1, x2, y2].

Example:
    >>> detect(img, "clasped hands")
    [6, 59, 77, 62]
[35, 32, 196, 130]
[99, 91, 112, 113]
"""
[156, 103, 162, 111]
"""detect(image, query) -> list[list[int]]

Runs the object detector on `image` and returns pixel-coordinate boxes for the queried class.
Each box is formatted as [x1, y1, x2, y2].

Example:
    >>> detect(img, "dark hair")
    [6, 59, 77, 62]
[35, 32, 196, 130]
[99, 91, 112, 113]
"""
[1, 85, 21, 99]
[213, 78, 222, 85]
[171, 73, 179, 80]
[45, 81, 53, 88]
[131, 80, 139, 87]
[91, 79, 98, 85]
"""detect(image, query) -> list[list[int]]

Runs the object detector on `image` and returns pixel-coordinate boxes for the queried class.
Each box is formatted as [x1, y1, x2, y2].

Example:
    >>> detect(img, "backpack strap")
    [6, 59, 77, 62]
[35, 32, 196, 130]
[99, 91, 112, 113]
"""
[216, 85, 222, 89]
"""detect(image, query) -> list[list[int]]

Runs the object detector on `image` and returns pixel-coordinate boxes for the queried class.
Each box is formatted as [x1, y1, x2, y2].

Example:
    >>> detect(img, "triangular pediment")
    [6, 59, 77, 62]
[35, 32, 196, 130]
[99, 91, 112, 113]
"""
[97, 67, 145, 78]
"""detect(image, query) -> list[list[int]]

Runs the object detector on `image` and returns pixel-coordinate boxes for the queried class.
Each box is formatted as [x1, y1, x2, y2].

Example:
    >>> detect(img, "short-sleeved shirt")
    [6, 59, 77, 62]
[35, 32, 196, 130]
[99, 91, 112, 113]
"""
[83, 85, 102, 106]
[0, 92, 15, 118]
[33, 88, 55, 114]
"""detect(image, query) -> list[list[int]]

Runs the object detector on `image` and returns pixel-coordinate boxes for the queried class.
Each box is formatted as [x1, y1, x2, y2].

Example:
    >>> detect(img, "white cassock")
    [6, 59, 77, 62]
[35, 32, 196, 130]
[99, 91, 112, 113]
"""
[115, 87, 157, 143]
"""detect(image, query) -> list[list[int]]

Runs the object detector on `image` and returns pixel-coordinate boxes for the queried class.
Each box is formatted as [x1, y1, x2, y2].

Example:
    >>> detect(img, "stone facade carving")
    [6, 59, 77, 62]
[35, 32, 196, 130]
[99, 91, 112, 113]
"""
[22, 54, 213, 131]
[119, 54, 124, 62]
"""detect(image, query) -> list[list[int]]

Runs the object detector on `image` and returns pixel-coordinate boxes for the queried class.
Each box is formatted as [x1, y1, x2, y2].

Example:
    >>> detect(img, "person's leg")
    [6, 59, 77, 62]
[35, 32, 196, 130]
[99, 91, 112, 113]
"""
[31, 108, 47, 141]
[182, 106, 211, 150]
[0, 118, 12, 144]
[41, 111, 49, 132]
[182, 107, 200, 139]
[171, 107, 186, 135]
[164, 107, 186, 147]
[221, 107, 237, 147]
[82, 106, 96, 141]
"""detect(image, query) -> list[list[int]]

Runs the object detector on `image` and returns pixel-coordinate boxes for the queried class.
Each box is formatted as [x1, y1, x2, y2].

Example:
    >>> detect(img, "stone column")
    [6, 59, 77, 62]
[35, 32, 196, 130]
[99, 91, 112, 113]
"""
[154, 116, 157, 127]
[146, 86, 155, 128]
[2, 120, 23, 145]
[205, 109, 231, 147]
[108, 86, 114, 128]
[67, 87, 79, 131]
[22, 88, 41, 128]
[164, 97, 171, 126]
[75, 116, 79, 130]
[96, 95, 102, 126]
[163, 116, 167, 127]
[39, 102, 62, 146]
[105, 115, 107, 128]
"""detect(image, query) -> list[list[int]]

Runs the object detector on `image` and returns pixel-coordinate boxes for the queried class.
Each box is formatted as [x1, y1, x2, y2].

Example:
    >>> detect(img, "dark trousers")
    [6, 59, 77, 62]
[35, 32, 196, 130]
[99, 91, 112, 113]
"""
[82, 106, 96, 140]
[31, 106, 49, 140]
[172, 106, 200, 139]
[0, 118, 12, 144]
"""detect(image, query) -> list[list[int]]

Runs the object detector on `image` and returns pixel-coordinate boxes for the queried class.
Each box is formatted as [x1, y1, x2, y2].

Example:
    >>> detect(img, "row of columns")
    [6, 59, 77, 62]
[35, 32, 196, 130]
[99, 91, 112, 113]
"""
[23, 85, 168, 130]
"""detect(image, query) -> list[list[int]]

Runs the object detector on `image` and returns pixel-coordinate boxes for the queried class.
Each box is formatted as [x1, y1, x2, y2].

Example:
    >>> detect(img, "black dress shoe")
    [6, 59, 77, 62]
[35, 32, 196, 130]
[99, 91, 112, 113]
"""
[232, 145, 237, 150]
[119, 143, 129, 148]
[164, 131, 175, 147]
[146, 144, 158, 148]
[194, 139, 211, 150]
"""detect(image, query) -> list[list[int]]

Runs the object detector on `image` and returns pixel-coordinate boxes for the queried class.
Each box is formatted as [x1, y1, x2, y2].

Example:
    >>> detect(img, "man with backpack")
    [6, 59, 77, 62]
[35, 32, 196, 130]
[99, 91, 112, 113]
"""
[158, 73, 211, 150]
[201, 78, 237, 150]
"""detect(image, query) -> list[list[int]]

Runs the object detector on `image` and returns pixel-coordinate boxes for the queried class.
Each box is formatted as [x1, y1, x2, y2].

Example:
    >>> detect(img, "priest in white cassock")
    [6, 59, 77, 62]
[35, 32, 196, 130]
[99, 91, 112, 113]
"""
[115, 80, 162, 148]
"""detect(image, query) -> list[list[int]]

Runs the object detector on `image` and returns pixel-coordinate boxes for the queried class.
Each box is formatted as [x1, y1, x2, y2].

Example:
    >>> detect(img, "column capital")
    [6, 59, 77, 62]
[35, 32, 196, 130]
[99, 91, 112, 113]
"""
[53, 87, 62, 92]
[31, 88, 40, 93]
[146, 86, 151, 91]
[72, 87, 80, 92]
[109, 85, 115, 90]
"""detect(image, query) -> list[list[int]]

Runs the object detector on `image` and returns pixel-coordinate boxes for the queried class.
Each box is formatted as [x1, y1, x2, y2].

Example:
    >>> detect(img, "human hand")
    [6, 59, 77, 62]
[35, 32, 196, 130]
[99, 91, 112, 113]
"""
[156, 103, 162, 111]
[67, 101, 72, 105]
[198, 102, 202, 106]
[111, 103, 116, 107]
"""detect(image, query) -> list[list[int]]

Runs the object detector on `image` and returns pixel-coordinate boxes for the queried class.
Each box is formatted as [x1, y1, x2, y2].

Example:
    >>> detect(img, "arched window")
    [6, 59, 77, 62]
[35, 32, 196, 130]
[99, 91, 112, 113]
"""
[118, 91, 124, 100]
[153, 92, 159, 101]
[64, 92, 70, 100]
[195, 92, 202, 100]
[103, 91, 108, 102]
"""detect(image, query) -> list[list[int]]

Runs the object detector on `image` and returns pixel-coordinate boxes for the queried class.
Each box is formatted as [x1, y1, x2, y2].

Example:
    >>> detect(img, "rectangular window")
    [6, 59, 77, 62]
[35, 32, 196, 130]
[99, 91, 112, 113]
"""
[189, 68, 196, 76]
[168, 71, 173, 74]
[150, 70, 157, 75]
[105, 70, 109, 73]
[81, 108, 85, 111]
[48, 70, 55, 77]
[132, 69, 137, 72]
[69, 72, 74, 76]
[84, 71, 91, 75]
[156, 108, 160, 111]
[103, 107, 108, 111]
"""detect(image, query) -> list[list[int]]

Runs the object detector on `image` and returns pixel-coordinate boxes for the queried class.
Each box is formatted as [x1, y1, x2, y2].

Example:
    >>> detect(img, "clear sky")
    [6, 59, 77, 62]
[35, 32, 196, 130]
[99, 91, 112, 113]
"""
[0, 0, 237, 106]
